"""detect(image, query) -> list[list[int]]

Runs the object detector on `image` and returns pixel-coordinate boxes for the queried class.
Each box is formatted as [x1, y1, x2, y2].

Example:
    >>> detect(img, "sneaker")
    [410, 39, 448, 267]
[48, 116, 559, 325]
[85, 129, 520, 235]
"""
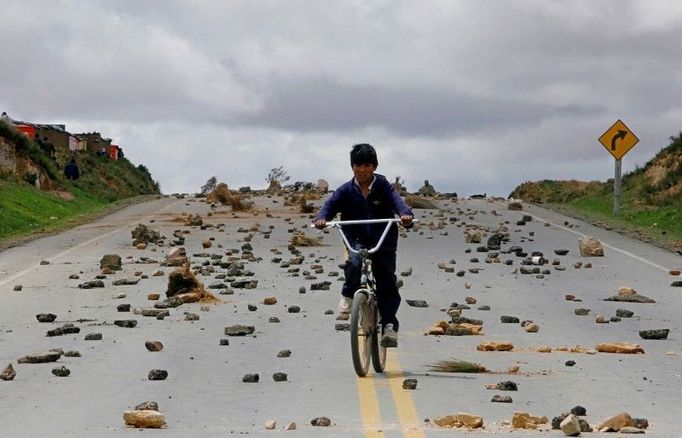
[381, 324, 398, 348]
[338, 296, 352, 314]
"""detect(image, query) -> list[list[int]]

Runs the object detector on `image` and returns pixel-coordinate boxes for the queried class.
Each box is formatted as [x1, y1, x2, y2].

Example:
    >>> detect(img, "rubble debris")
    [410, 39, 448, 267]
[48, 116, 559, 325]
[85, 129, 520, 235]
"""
[123, 410, 167, 429]
[595, 342, 644, 354]
[432, 413, 484, 429]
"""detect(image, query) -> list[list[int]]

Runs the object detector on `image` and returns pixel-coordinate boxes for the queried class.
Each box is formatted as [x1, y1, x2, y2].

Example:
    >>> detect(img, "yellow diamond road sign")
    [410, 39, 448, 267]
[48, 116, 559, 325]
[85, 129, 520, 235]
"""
[599, 119, 639, 160]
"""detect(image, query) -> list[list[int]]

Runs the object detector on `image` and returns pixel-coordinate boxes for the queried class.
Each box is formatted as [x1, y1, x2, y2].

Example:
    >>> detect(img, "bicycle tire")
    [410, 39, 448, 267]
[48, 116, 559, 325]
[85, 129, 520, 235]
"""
[371, 304, 387, 373]
[350, 290, 371, 377]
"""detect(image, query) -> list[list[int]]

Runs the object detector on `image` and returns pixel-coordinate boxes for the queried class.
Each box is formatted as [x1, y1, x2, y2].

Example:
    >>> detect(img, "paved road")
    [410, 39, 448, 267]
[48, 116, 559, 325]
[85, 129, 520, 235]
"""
[0, 195, 680, 437]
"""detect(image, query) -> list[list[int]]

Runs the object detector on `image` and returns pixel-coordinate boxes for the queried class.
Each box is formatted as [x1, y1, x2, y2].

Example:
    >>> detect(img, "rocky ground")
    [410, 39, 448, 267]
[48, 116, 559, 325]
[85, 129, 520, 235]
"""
[0, 193, 680, 436]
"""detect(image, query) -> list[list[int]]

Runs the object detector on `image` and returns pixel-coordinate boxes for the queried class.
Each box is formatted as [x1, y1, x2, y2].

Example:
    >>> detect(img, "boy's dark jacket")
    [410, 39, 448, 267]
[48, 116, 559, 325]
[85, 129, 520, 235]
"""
[315, 174, 413, 252]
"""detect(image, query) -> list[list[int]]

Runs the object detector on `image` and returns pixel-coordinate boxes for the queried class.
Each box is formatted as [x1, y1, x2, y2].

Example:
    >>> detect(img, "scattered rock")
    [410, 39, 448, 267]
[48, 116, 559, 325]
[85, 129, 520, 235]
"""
[310, 417, 332, 427]
[135, 401, 159, 411]
[284, 422, 297, 430]
[639, 329, 669, 340]
[560, 414, 581, 436]
[148, 369, 168, 381]
[114, 320, 137, 328]
[225, 325, 255, 336]
[265, 419, 276, 430]
[512, 412, 549, 429]
[402, 379, 418, 390]
[123, 410, 167, 429]
[273, 372, 288, 382]
[574, 308, 590, 316]
[100, 254, 122, 270]
[36, 313, 57, 323]
[1, 363, 16, 381]
[433, 413, 484, 429]
[578, 236, 604, 256]
[405, 299, 429, 308]
[595, 342, 644, 354]
[263, 296, 278, 305]
[288, 306, 301, 313]
[79, 280, 105, 289]
[51, 366, 70, 377]
[13, 285, 23, 291]
[84, 333, 102, 341]
[500, 316, 520, 323]
[595, 412, 634, 432]
[145, 341, 164, 352]
[477, 341, 513, 351]
[242, 373, 259, 383]
[491, 395, 513, 403]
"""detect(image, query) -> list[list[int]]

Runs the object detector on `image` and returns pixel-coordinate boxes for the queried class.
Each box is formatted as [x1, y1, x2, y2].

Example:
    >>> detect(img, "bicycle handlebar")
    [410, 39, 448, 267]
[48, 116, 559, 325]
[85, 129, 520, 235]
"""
[310, 218, 416, 255]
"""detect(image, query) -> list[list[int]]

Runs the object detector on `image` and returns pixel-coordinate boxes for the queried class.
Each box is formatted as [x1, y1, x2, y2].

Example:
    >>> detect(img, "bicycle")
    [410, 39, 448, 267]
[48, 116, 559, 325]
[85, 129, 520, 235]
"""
[316, 218, 409, 377]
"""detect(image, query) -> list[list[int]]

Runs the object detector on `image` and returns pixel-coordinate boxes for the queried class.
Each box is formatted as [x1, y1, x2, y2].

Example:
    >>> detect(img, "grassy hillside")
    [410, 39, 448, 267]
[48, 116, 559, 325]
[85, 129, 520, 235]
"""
[0, 122, 160, 243]
[509, 133, 682, 250]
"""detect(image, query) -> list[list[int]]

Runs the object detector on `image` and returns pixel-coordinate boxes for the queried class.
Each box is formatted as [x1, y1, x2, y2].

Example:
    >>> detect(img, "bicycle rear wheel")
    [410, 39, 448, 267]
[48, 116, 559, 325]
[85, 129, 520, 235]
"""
[371, 303, 387, 373]
[350, 290, 371, 377]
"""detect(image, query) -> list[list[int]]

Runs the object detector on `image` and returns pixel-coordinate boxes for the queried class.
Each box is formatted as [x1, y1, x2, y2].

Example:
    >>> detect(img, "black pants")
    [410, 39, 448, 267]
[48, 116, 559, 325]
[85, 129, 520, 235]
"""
[342, 249, 401, 331]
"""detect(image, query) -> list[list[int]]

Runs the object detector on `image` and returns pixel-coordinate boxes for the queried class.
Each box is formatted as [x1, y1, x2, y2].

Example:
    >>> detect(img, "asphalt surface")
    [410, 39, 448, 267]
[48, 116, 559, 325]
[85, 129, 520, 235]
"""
[0, 194, 680, 437]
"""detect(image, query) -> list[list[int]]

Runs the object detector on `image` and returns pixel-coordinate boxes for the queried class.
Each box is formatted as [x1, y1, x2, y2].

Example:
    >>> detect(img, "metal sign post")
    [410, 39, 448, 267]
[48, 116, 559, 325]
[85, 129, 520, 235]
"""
[614, 159, 622, 215]
[598, 119, 639, 216]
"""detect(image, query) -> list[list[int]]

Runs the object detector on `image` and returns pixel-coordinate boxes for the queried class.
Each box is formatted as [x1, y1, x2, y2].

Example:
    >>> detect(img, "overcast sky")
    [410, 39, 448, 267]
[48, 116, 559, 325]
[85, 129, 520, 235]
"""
[2, 0, 682, 196]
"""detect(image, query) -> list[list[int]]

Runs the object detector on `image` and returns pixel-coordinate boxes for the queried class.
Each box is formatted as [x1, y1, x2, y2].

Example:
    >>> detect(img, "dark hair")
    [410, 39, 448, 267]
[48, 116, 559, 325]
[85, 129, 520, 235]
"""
[350, 143, 378, 167]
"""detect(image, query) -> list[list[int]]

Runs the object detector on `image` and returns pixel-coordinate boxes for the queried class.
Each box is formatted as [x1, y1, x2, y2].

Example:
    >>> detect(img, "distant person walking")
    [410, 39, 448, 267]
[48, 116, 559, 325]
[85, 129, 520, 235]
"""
[64, 158, 80, 180]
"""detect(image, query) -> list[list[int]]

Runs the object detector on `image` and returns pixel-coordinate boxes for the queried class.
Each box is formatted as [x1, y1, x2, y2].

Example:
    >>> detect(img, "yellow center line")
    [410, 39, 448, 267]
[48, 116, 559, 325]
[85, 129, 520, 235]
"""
[386, 350, 426, 438]
[357, 375, 385, 437]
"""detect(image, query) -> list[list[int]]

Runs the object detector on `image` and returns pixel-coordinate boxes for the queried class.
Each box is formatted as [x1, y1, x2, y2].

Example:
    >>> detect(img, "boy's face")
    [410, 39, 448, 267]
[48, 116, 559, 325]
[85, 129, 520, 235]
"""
[352, 162, 376, 185]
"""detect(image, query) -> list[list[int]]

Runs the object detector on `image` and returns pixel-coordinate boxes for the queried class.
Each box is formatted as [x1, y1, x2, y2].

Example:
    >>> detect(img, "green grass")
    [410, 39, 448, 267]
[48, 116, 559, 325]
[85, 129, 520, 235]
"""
[553, 189, 682, 248]
[0, 179, 108, 239]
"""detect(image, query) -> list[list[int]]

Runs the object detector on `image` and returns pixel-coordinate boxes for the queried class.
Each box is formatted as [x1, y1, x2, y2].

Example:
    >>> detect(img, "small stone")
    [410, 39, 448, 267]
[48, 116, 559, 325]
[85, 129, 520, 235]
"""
[219, 339, 230, 346]
[247, 304, 258, 311]
[596, 342, 644, 354]
[85, 333, 102, 341]
[1, 363, 17, 381]
[405, 299, 429, 308]
[284, 422, 297, 430]
[571, 406, 587, 416]
[596, 314, 608, 323]
[574, 308, 590, 316]
[225, 325, 255, 336]
[288, 306, 301, 313]
[560, 414, 582, 436]
[298, 286, 306, 294]
[36, 313, 57, 323]
[277, 350, 292, 358]
[639, 329, 669, 339]
[51, 366, 71, 377]
[117, 304, 131, 312]
[185, 313, 199, 321]
[148, 369, 168, 381]
[491, 395, 513, 403]
[263, 296, 278, 305]
[565, 295, 575, 301]
[273, 372, 288, 382]
[147, 292, 160, 300]
[619, 426, 645, 434]
[114, 320, 137, 328]
[477, 305, 491, 311]
[145, 341, 164, 352]
[595, 412, 634, 432]
[265, 419, 277, 430]
[269, 317, 281, 323]
[13, 285, 23, 291]
[465, 296, 477, 304]
[633, 418, 649, 429]
[135, 401, 159, 411]
[554, 249, 569, 255]
[63, 350, 81, 357]
[496, 381, 518, 391]
[616, 308, 634, 318]
[524, 323, 539, 333]
[402, 378, 418, 390]
[310, 417, 332, 427]
[242, 373, 259, 383]
[123, 410, 166, 428]
[565, 360, 576, 367]
[501, 316, 520, 323]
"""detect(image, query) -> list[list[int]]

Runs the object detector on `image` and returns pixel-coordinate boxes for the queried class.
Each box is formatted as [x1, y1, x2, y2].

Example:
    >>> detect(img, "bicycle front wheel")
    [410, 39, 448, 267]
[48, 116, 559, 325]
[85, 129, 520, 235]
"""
[371, 305, 387, 373]
[350, 290, 372, 377]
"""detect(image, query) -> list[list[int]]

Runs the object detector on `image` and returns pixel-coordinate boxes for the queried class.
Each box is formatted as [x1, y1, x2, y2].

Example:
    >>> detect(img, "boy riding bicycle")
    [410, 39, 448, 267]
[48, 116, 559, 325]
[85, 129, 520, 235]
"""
[314, 144, 413, 347]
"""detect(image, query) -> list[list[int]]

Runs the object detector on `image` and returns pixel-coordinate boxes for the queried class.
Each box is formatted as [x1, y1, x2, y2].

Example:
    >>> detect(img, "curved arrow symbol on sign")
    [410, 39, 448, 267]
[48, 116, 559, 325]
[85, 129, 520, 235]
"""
[611, 130, 628, 151]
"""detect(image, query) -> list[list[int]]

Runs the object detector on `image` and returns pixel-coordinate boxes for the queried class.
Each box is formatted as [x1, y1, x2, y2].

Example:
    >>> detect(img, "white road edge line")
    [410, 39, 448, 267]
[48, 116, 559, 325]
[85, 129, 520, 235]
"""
[0, 199, 183, 288]
[523, 210, 671, 273]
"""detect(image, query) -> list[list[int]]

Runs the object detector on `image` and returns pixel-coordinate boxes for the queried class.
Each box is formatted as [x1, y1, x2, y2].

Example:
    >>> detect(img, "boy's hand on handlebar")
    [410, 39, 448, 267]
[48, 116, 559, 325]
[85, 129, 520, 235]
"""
[400, 215, 414, 227]
[314, 219, 327, 229]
